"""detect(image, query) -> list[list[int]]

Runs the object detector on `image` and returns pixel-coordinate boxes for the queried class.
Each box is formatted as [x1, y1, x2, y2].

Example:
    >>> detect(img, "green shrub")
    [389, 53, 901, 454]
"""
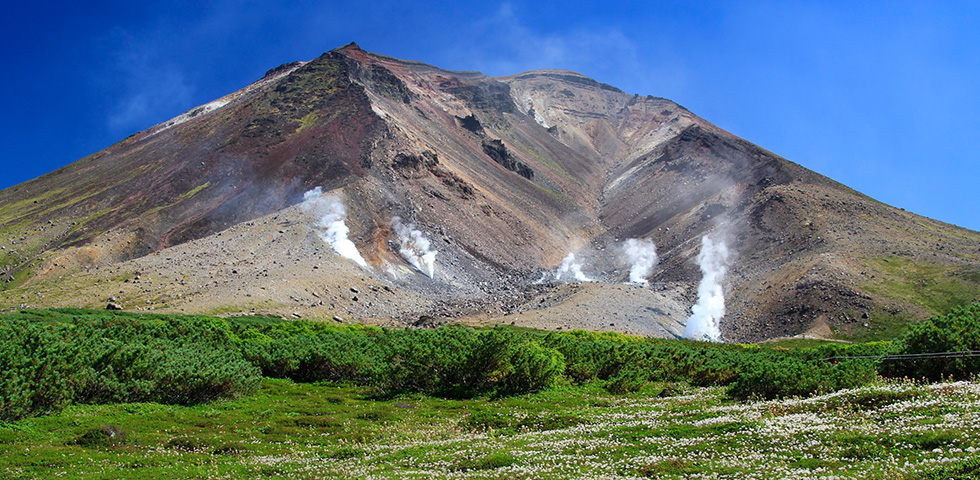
[499, 341, 565, 395]
[240, 332, 379, 383]
[74, 424, 128, 448]
[1, 307, 914, 421]
[605, 364, 647, 394]
[0, 312, 260, 421]
[239, 324, 564, 398]
[376, 326, 485, 396]
[917, 457, 980, 480]
[885, 303, 980, 381]
[375, 327, 564, 397]
[727, 358, 878, 400]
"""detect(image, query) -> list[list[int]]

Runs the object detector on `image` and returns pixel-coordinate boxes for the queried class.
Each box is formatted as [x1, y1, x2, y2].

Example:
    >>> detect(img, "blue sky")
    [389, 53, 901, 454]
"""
[2, 1, 978, 231]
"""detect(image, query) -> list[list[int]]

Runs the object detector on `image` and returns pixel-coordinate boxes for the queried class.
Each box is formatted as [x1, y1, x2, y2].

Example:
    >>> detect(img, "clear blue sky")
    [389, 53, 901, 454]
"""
[3, 1, 978, 231]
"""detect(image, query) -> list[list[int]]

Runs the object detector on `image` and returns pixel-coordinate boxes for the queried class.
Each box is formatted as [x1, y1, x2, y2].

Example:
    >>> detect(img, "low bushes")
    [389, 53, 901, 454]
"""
[537, 330, 889, 399]
[726, 357, 879, 400]
[885, 303, 980, 381]
[240, 332, 380, 383]
[0, 311, 573, 421]
[4, 302, 979, 421]
[0, 311, 260, 421]
[239, 324, 565, 398]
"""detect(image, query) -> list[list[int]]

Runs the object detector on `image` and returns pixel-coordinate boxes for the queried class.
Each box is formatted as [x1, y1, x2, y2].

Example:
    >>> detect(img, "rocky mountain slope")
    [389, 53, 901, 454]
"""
[2, 43, 978, 341]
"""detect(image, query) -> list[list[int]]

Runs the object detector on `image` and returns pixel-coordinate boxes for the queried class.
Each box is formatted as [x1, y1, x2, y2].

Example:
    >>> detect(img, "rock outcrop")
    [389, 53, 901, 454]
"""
[1, 42, 978, 342]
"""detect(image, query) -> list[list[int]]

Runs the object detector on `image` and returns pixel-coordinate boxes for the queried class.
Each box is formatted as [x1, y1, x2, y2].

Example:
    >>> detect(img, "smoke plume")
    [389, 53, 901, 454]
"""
[555, 252, 592, 282]
[683, 236, 730, 342]
[301, 187, 368, 268]
[621, 238, 658, 284]
[392, 217, 437, 277]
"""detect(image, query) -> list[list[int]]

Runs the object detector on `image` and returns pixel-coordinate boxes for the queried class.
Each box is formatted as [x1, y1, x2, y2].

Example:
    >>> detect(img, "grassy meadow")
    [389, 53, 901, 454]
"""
[2, 378, 979, 479]
[1, 306, 979, 479]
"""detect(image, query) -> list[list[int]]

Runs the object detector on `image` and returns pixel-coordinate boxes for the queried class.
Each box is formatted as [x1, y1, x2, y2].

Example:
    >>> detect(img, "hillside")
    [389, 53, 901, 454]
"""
[1, 42, 978, 341]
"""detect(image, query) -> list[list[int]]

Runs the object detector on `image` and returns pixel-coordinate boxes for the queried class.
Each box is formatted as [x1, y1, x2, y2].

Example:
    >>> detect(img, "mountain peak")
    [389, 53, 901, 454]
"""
[338, 41, 363, 52]
[499, 69, 591, 80]
[1, 44, 977, 342]
[501, 69, 625, 94]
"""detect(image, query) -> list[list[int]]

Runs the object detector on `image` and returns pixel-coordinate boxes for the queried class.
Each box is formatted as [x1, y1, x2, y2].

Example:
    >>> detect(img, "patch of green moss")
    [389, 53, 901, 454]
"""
[141, 182, 213, 218]
[839, 309, 917, 343]
[531, 181, 569, 203]
[8, 185, 115, 224]
[863, 256, 980, 315]
[296, 112, 319, 133]
[0, 259, 43, 294]
[73, 206, 124, 233]
[505, 135, 581, 186]
[0, 187, 69, 223]
[178, 182, 211, 201]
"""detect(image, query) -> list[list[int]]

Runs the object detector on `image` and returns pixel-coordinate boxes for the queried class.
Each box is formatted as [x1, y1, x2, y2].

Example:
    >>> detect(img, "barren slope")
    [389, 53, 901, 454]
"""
[2, 43, 978, 341]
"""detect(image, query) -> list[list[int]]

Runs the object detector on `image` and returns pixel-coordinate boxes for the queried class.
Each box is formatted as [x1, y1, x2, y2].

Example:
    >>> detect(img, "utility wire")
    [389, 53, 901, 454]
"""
[825, 350, 980, 362]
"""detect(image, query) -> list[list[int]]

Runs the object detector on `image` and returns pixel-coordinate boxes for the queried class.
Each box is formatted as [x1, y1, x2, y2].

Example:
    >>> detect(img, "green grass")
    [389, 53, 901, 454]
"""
[1, 379, 977, 479]
[840, 309, 918, 342]
[762, 337, 848, 349]
[502, 134, 581, 186]
[0, 308, 977, 477]
[144, 181, 211, 209]
[296, 111, 319, 133]
[0, 187, 69, 223]
[864, 256, 980, 316]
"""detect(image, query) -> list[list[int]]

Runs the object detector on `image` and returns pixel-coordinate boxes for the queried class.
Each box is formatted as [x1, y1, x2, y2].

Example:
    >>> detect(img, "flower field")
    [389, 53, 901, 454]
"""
[3, 306, 980, 479]
[2, 378, 977, 479]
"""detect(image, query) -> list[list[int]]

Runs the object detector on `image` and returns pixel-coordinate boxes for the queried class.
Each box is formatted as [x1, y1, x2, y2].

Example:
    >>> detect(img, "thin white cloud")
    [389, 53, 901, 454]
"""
[103, 29, 195, 135]
[107, 65, 193, 133]
[439, 3, 689, 97]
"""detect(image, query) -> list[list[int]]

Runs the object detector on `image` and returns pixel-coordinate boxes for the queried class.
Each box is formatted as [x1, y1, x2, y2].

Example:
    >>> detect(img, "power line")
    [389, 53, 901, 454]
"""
[825, 350, 980, 362]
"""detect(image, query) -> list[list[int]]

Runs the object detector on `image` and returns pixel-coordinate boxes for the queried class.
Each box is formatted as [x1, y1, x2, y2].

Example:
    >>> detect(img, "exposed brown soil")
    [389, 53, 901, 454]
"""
[2, 43, 979, 341]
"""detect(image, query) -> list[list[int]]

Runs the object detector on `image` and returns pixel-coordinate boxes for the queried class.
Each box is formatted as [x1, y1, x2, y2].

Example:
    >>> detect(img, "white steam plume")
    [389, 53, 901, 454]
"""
[555, 252, 592, 282]
[622, 238, 658, 284]
[683, 236, 730, 342]
[301, 187, 368, 268]
[392, 217, 437, 277]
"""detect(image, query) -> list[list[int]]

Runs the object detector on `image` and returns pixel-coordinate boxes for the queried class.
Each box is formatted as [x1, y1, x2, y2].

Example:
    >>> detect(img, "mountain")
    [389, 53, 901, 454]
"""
[2, 43, 978, 342]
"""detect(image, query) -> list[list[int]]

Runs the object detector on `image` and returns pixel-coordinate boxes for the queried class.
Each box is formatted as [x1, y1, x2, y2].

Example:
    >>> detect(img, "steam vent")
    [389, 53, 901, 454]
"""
[2, 43, 979, 342]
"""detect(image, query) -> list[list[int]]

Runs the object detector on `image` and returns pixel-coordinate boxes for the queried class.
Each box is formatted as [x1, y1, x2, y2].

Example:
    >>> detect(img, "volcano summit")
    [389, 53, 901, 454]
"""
[2, 43, 978, 342]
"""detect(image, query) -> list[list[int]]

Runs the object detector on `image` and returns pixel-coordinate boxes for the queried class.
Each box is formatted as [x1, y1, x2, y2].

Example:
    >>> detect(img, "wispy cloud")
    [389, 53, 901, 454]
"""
[107, 64, 193, 133]
[449, 3, 637, 73]
[438, 2, 689, 96]
[103, 29, 195, 135]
